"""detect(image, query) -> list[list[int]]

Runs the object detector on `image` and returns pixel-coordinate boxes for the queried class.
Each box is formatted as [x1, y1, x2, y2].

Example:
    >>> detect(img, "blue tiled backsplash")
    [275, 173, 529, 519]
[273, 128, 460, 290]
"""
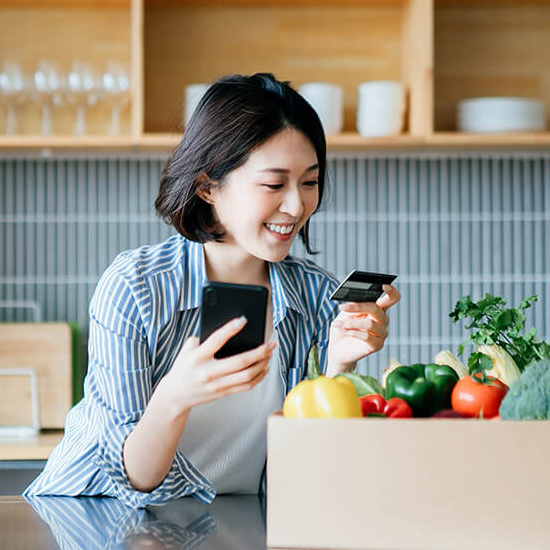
[1, 151, 549, 378]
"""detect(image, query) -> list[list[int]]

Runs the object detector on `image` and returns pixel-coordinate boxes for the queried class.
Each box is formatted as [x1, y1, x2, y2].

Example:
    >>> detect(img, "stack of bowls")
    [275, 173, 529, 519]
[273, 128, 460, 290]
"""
[356, 81, 406, 137]
[457, 97, 546, 133]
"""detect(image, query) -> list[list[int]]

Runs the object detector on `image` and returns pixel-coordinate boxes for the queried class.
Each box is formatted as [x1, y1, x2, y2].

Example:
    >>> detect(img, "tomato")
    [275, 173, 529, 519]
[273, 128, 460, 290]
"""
[451, 373, 508, 418]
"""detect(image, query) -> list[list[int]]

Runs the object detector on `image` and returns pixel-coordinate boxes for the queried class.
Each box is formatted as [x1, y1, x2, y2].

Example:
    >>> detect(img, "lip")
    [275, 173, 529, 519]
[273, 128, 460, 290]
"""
[264, 224, 294, 241]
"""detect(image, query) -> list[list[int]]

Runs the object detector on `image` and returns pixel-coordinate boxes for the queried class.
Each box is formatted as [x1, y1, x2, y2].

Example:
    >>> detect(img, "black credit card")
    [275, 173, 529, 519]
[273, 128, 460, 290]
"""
[330, 270, 397, 302]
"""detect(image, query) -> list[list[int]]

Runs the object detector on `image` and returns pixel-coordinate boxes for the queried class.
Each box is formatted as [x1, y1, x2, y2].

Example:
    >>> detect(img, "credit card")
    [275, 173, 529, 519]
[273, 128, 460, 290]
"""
[330, 270, 397, 302]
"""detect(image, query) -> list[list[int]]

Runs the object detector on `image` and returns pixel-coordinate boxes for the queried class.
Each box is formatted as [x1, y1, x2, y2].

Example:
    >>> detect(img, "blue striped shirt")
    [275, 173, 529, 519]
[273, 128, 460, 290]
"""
[24, 235, 339, 508]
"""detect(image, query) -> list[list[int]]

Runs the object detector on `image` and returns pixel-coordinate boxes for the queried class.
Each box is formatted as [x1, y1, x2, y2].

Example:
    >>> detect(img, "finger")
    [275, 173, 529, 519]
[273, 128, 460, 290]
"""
[376, 285, 401, 311]
[334, 316, 388, 337]
[338, 331, 387, 355]
[198, 316, 248, 359]
[207, 340, 277, 379]
[209, 358, 270, 394]
[333, 325, 387, 341]
[218, 367, 270, 398]
[182, 335, 200, 351]
[338, 303, 389, 326]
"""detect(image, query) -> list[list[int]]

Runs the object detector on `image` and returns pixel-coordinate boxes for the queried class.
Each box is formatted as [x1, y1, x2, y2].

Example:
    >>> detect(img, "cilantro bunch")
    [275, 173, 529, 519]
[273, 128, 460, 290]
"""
[449, 293, 550, 372]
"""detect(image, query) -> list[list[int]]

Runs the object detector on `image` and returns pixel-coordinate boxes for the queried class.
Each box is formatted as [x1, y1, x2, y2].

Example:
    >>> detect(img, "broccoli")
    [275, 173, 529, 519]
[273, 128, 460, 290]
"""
[499, 360, 550, 420]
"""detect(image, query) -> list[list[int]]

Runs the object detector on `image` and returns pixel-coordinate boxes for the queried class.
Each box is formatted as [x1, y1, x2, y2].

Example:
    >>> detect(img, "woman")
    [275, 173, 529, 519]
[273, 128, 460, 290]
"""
[25, 73, 400, 508]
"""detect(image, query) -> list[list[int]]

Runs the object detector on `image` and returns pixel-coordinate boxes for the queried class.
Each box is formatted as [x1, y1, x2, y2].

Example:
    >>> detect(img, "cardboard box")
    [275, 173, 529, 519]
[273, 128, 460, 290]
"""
[267, 412, 550, 550]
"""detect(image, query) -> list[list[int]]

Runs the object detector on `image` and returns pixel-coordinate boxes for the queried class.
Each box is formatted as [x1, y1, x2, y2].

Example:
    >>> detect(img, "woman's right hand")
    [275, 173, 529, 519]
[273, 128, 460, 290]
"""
[160, 317, 277, 414]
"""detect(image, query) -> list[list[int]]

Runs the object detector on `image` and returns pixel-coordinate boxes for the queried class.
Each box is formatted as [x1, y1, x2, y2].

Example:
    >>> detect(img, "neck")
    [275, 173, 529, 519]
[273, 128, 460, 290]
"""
[202, 242, 270, 286]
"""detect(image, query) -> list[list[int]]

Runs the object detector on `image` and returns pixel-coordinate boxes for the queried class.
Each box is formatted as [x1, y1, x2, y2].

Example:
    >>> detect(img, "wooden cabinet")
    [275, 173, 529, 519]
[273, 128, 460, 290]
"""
[0, 0, 549, 150]
[0, 0, 136, 147]
[432, 0, 550, 147]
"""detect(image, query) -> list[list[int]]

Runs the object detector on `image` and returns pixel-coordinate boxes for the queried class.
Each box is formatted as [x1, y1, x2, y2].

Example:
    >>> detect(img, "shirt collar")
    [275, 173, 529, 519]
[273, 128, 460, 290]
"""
[179, 239, 208, 311]
[269, 260, 307, 326]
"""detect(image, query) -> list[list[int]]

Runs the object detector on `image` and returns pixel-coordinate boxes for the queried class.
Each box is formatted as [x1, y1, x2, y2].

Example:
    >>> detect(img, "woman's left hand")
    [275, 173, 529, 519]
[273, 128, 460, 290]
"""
[326, 284, 401, 376]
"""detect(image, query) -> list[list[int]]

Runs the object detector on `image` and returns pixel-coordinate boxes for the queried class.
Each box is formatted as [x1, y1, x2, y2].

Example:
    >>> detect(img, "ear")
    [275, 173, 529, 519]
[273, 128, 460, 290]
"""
[197, 187, 214, 204]
[196, 172, 215, 204]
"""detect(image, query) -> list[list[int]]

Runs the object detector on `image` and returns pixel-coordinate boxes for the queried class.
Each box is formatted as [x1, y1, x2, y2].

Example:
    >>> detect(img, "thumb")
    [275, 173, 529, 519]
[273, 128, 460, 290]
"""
[376, 285, 401, 311]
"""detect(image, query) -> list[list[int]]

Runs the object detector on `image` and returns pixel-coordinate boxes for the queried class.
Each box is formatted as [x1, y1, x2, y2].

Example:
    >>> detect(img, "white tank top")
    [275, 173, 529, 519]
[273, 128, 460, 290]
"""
[177, 332, 285, 493]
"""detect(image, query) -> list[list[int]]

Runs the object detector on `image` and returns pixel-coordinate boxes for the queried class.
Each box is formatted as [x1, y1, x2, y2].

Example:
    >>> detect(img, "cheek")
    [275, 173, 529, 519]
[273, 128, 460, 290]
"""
[305, 190, 320, 216]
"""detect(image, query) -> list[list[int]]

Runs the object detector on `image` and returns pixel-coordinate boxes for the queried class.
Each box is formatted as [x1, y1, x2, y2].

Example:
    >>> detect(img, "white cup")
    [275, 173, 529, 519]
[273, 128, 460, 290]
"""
[356, 80, 406, 137]
[299, 82, 344, 135]
[184, 83, 209, 127]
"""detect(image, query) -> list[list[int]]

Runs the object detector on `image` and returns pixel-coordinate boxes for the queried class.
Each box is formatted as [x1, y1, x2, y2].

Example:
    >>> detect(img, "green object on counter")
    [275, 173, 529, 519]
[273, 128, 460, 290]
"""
[385, 364, 459, 417]
[335, 372, 385, 398]
[69, 323, 85, 404]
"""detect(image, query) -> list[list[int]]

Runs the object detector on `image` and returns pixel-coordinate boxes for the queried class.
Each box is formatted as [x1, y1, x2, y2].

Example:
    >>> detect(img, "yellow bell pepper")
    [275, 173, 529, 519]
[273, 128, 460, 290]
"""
[283, 346, 362, 418]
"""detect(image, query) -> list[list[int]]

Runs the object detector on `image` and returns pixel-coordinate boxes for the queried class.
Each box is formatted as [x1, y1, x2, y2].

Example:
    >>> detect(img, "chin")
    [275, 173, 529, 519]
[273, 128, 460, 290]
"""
[256, 247, 291, 264]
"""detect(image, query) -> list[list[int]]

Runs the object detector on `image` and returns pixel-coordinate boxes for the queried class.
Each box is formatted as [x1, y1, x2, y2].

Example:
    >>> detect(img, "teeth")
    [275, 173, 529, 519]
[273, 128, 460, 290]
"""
[266, 223, 294, 235]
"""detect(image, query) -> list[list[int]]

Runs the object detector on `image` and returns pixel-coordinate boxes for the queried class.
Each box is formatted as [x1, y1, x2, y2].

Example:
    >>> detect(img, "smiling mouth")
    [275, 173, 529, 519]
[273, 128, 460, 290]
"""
[264, 223, 295, 235]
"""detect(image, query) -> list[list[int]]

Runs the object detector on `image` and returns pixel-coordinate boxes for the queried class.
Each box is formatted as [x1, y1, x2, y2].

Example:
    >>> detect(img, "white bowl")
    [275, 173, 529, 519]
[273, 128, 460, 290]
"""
[457, 97, 546, 132]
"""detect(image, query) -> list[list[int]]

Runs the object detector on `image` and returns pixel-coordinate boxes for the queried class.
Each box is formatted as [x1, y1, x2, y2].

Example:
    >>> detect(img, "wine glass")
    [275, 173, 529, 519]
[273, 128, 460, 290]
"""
[66, 62, 100, 135]
[0, 62, 29, 134]
[31, 61, 64, 135]
[101, 61, 131, 135]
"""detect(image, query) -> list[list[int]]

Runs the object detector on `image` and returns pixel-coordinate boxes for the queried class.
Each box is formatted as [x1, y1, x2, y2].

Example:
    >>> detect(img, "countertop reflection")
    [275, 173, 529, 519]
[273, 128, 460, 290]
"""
[2, 493, 267, 549]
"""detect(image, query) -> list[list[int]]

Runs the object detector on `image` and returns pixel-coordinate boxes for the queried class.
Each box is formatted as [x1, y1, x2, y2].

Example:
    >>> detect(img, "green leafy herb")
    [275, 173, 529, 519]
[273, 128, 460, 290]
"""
[450, 293, 550, 371]
[467, 352, 494, 375]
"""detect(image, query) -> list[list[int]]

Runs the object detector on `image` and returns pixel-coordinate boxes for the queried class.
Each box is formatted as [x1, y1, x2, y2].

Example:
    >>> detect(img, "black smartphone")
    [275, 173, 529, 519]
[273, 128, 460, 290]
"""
[199, 281, 268, 359]
[330, 270, 397, 302]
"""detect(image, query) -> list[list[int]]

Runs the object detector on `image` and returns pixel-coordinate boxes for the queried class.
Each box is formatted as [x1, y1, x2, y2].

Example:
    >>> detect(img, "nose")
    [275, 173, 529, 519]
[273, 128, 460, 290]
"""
[279, 186, 304, 218]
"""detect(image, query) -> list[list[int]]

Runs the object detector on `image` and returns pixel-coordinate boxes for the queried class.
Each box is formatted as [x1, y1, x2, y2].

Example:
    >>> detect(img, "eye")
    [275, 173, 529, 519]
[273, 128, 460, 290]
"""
[263, 184, 284, 190]
[303, 180, 319, 187]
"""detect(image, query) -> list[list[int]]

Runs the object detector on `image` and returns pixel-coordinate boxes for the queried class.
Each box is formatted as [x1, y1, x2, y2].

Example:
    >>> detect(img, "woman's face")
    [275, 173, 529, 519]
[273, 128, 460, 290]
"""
[206, 127, 320, 263]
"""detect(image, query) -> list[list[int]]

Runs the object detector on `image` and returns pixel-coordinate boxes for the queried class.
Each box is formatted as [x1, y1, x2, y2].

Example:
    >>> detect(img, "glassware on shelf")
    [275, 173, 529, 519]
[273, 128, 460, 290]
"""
[31, 61, 64, 135]
[0, 62, 29, 135]
[101, 61, 131, 135]
[66, 62, 100, 135]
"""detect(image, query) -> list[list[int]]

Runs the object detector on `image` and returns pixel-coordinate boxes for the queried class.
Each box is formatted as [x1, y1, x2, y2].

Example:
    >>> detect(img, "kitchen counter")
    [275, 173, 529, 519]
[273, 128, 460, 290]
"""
[1, 494, 269, 550]
[0, 430, 64, 460]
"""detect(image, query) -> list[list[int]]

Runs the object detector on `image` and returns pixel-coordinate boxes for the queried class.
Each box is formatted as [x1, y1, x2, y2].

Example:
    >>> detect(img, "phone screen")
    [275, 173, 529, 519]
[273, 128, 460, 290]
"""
[199, 282, 268, 358]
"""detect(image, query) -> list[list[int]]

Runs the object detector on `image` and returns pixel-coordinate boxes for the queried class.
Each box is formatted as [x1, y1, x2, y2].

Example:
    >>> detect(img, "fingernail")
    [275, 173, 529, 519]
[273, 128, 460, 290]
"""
[268, 341, 277, 351]
[234, 316, 247, 327]
[340, 303, 357, 311]
[382, 284, 392, 292]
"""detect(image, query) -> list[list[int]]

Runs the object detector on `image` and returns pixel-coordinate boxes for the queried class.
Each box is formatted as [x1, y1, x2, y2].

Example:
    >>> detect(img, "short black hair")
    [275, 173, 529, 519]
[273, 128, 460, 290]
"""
[155, 73, 326, 254]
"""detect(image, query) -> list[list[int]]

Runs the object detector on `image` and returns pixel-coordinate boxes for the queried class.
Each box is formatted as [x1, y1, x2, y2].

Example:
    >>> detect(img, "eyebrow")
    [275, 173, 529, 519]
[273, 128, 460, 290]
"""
[258, 163, 319, 174]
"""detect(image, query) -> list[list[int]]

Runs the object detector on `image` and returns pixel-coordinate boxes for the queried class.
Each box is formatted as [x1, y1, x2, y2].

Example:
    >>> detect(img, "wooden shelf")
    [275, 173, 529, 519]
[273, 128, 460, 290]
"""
[0, 430, 63, 461]
[136, 132, 427, 151]
[4, 132, 550, 152]
[1, 0, 550, 150]
[0, 0, 134, 137]
[143, 1, 424, 134]
[428, 132, 550, 147]
[135, 131, 550, 151]
[0, 135, 136, 150]
[327, 132, 425, 150]
[434, 0, 550, 132]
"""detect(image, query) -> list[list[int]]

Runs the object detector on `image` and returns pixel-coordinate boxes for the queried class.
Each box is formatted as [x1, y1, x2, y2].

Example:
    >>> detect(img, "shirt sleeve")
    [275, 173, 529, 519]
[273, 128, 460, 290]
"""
[88, 256, 215, 508]
[313, 272, 339, 375]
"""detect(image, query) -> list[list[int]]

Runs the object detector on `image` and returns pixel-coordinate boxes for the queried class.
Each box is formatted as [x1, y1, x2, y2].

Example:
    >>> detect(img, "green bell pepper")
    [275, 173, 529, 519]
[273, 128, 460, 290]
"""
[385, 364, 459, 417]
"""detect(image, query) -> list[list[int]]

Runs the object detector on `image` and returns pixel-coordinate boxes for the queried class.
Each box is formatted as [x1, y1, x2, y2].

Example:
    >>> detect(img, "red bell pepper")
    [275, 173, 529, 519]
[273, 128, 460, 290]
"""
[384, 397, 413, 418]
[359, 394, 386, 416]
[359, 394, 412, 418]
